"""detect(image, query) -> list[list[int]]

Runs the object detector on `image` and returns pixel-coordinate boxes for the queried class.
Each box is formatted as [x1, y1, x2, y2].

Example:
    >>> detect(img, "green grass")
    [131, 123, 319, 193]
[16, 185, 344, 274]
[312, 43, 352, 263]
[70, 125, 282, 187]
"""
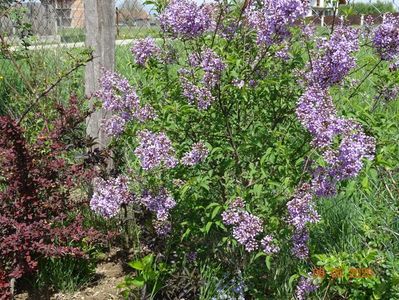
[57, 26, 159, 44]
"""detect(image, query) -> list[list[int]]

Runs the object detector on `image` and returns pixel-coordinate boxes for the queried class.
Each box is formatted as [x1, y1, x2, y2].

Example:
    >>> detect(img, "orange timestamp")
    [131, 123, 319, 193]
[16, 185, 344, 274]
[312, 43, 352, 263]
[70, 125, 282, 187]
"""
[312, 267, 374, 279]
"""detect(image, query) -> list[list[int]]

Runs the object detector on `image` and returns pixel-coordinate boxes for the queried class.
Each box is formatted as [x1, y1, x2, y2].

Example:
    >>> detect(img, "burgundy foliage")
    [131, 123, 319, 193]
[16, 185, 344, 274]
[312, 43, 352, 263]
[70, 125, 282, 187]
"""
[0, 97, 106, 298]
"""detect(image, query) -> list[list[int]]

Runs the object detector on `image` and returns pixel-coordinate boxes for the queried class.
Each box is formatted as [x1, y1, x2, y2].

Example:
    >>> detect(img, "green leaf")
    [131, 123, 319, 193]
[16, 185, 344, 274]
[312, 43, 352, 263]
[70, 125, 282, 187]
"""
[265, 255, 272, 270]
[211, 206, 221, 220]
[205, 221, 213, 233]
[142, 254, 154, 267]
[288, 274, 299, 290]
[181, 227, 191, 241]
[128, 260, 144, 271]
[130, 276, 145, 287]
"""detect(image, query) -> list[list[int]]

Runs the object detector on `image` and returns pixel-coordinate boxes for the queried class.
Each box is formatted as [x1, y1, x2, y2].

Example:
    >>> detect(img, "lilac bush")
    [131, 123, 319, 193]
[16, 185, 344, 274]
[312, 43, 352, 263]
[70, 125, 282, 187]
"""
[88, 0, 399, 298]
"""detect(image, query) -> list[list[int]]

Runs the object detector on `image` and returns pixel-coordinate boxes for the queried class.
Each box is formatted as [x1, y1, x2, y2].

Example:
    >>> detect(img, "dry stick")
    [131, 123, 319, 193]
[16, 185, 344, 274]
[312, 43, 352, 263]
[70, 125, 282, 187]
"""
[347, 62, 369, 76]
[0, 34, 35, 95]
[17, 53, 94, 125]
[210, 3, 224, 49]
[348, 60, 382, 99]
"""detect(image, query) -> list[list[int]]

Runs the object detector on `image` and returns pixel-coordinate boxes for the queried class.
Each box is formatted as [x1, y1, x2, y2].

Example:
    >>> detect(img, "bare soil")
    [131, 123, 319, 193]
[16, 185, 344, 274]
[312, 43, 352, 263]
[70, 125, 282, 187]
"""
[15, 261, 126, 300]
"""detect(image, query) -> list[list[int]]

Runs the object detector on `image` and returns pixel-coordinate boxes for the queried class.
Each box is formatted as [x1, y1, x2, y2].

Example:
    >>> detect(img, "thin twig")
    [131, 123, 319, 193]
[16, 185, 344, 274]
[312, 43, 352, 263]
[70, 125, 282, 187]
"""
[348, 60, 382, 99]
[17, 52, 94, 125]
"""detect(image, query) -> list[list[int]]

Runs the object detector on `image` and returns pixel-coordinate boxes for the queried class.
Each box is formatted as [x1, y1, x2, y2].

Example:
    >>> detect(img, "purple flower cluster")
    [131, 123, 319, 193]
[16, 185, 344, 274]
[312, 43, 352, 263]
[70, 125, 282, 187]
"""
[97, 70, 157, 136]
[287, 184, 319, 259]
[260, 235, 280, 255]
[291, 26, 376, 263]
[201, 48, 226, 87]
[134, 130, 178, 170]
[296, 26, 375, 197]
[222, 198, 263, 252]
[103, 115, 127, 137]
[287, 184, 319, 231]
[275, 45, 290, 61]
[292, 229, 310, 260]
[141, 189, 176, 236]
[159, 0, 212, 39]
[181, 142, 209, 166]
[131, 37, 160, 66]
[373, 14, 399, 60]
[378, 85, 399, 102]
[247, 0, 307, 45]
[90, 176, 133, 218]
[307, 27, 359, 88]
[295, 275, 318, 300]
[296, 87, 340, 148]
[222, 198, 278, 253]
[180, 49, 225, 109]
[180, 76, 215, 109]
[310, 122, 376, 197]
[141, 189, 176, 221]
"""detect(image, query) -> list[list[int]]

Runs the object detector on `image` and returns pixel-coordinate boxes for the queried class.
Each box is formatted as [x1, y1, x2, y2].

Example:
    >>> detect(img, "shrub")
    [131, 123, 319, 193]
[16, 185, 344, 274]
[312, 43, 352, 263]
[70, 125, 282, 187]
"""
[0, 97, 107, 297]
[87, 0, 399, 298]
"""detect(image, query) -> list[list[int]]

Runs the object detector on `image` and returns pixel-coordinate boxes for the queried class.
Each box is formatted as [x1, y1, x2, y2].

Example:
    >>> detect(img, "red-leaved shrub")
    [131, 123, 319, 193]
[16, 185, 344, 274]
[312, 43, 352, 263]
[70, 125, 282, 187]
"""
[0, 97, 107, 298]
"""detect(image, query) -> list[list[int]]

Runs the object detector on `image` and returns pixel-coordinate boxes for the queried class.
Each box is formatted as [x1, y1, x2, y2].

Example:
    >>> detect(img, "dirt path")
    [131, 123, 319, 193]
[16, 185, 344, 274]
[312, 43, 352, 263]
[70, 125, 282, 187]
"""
[16, 261, 125, 300]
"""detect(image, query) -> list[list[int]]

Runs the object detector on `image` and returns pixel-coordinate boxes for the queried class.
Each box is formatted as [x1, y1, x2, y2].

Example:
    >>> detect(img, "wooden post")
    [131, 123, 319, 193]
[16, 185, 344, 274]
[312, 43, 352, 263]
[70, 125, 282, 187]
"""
[85, 0, 115, 150]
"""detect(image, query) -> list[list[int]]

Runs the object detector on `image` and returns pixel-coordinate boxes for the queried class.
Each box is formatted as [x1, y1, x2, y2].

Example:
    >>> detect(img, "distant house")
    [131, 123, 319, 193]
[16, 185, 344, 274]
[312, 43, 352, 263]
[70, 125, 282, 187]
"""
[116, 7, 151, 27]
[307, 0, 347, 17]
[45, 0, 85, 28]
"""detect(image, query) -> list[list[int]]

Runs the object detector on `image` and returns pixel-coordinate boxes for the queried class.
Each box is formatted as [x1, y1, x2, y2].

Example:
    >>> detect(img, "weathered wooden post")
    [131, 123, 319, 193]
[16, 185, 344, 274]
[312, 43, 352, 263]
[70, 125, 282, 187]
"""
[85, 0, 115, 150]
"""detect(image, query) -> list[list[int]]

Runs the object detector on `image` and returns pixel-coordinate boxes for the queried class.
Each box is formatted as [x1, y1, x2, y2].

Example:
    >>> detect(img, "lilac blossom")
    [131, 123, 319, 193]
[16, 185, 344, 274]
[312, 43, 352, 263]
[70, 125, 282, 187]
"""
[159, 0, 213, 39]
[260, 235, 280, 255]
[296, 87, 344, 148]
[180, 76, 215, 109]
[311, 167, 337, 198]
[373, 14, 399, 60]
[287, 184, 319, 231]
[97, 70, 139, 112]
[90, 176, 133, 218]
[153, 220, 172, 236]
[181, 142, 209, 166]
[295, 274, 318, 300]
[328, 128, 376, 181]
[141, 189, 176, 221]
[102, 115, 127, 136]
[222, 198, 263, 252]
[97, 70, 156, 136]
[134, 130, 178, 170]
[287, 184, 319, 259]
[201, 48, 225, 87]
[247, 0, 307, 45]
[141, 189, 176, 236]
[131, 37, 160, 66]
[188, 53, 201, 67]
[275, 45, 290, 60]
[307, 27, 359, 88]
[292, 229, 310, 260]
